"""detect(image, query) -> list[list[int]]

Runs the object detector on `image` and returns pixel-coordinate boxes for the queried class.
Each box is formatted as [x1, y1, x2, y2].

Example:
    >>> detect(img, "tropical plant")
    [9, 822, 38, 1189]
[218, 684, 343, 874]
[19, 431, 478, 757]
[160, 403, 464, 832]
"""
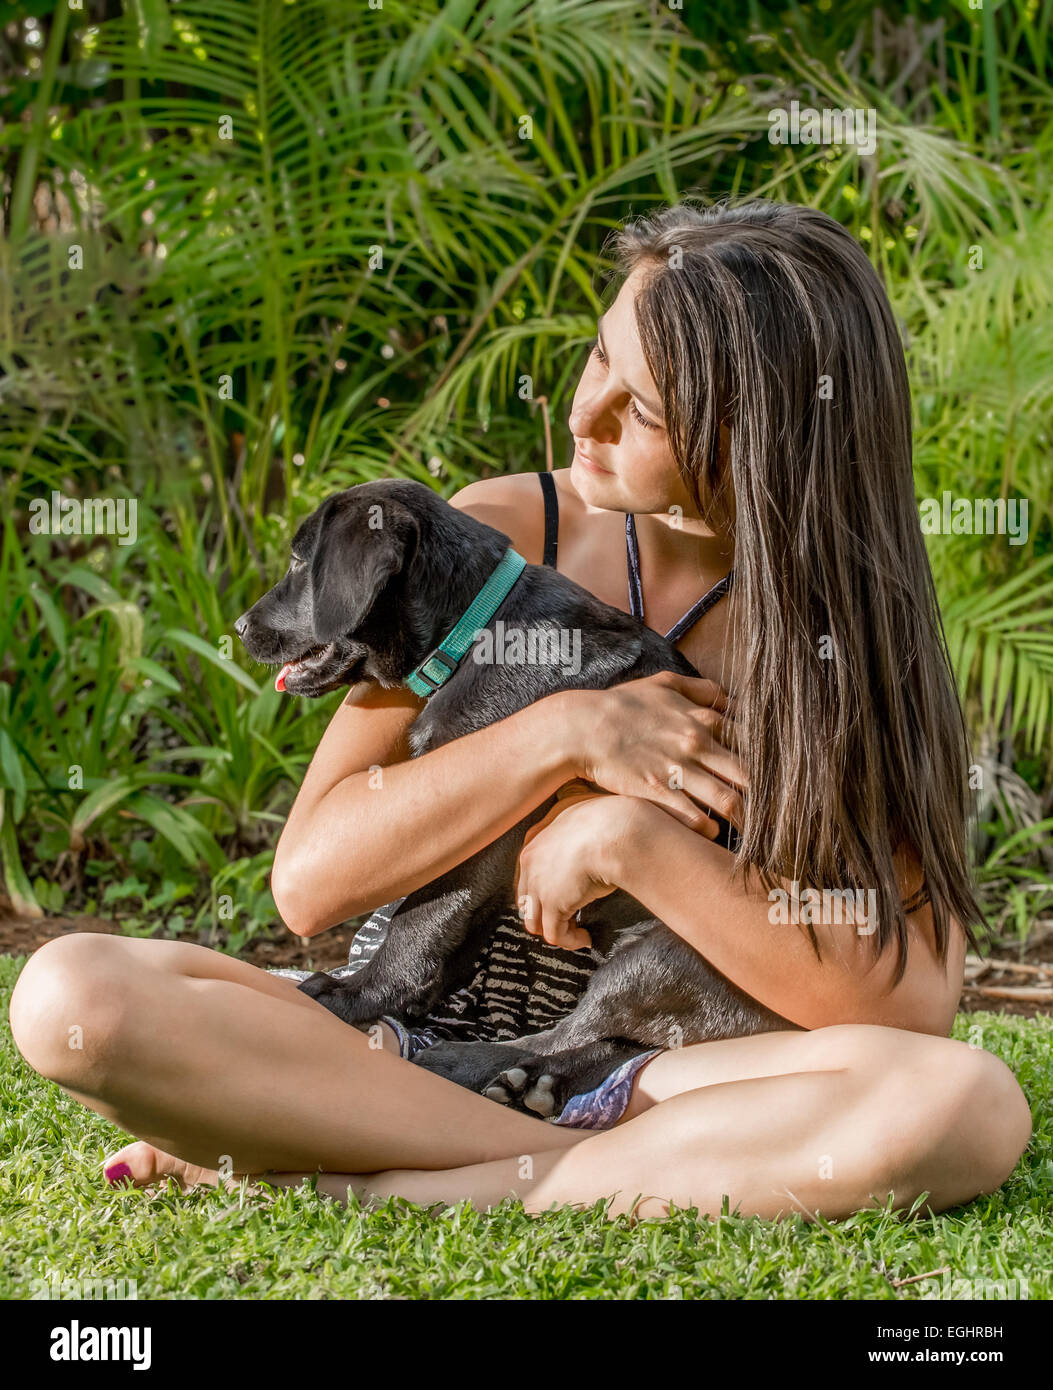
[1, 0, 1050, 948]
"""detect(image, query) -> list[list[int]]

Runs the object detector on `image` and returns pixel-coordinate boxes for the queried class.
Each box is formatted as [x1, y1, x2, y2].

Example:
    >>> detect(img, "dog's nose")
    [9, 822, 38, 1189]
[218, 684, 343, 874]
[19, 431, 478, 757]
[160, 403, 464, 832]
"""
[234, 614, 249, 638]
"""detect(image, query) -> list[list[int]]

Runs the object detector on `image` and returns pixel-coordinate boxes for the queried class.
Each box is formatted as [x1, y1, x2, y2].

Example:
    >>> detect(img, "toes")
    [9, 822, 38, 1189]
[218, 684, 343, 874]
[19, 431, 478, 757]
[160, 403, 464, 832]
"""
[102, 1141, 165, 1189]
[524, 1074, 556, 1117]
[101, 1141, 218, 1191]
[503, 1067, 528, 1089]
[483, 1085, 511, 1104]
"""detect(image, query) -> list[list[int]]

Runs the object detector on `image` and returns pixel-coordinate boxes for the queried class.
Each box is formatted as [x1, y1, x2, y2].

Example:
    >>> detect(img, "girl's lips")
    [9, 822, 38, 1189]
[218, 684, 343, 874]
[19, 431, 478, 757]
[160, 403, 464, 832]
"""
[574, 443, 611, 475]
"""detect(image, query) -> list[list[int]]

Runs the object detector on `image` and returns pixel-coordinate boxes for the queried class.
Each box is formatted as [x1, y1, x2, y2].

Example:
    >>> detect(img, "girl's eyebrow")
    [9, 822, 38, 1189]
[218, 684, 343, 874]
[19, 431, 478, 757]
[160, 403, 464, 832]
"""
[596, 313, 665, 419]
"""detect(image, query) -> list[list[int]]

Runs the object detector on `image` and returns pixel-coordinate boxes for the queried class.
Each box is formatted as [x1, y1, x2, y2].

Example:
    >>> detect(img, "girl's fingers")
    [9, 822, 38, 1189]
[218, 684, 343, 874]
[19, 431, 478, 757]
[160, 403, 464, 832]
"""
[517, 887, 540, 933]
[542, 908, 590, 951]
[659, 673, 731, 712]
[694, 745, 748, 791]
[519, 884, 593, 947]
[707, 713, 742, 754]
[680, 771, 746, 831]
[634, 785, 721, 836]
[685, 716, 748, 787]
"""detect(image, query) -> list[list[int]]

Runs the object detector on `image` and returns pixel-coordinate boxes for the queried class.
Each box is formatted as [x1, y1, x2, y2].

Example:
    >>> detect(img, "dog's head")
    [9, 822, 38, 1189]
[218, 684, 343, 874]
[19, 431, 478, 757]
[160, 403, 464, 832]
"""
[235, 479, 507, 697]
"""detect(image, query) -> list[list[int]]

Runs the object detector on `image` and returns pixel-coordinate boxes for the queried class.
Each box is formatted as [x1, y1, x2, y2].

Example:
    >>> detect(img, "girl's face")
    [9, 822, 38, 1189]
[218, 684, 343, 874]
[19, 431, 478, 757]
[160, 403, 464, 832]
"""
[568, 266, 700, 519]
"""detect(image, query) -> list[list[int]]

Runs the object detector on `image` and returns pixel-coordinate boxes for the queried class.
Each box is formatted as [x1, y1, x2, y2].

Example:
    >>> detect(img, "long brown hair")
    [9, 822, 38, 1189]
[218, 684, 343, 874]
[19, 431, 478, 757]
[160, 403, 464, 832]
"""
[612, 199, 981, 976]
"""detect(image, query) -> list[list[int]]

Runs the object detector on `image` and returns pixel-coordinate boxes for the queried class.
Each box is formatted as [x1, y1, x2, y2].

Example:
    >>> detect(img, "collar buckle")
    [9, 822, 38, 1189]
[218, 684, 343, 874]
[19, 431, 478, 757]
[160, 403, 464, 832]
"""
[412, 647, 459, 693]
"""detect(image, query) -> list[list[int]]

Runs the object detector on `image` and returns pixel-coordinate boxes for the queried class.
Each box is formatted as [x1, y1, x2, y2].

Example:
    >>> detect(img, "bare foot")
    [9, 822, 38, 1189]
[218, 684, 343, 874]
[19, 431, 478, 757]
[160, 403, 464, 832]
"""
[101, 1141, 364, 1203]
[103, 1141, 236, 1192]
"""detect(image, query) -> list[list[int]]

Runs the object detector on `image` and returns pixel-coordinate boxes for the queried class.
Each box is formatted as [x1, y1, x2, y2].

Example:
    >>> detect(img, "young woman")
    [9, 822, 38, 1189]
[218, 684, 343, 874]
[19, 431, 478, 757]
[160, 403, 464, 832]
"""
[10, 200, 1031, 1221]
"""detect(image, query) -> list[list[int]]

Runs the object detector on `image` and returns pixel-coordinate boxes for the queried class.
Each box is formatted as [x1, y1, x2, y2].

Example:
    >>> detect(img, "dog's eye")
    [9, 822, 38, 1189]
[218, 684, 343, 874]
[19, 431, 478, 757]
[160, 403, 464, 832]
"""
[288, 555, 305, 573]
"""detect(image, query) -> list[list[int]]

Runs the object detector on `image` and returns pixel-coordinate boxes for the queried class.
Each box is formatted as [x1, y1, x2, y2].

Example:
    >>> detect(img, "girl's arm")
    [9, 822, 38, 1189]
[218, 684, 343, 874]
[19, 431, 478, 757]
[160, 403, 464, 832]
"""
[272, 684, 578, 936]
[514, 795, 965, 1036]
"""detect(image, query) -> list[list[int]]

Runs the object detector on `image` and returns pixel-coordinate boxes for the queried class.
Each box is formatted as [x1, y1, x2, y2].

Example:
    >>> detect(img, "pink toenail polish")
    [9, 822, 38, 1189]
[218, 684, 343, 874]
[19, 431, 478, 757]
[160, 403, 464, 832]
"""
[105, 1162, 132, 1185]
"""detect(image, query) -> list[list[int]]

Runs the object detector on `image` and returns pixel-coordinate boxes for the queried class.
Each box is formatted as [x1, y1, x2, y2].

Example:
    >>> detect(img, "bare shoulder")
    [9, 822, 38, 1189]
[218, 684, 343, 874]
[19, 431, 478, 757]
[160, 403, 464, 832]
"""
[449, 470, 575, 564]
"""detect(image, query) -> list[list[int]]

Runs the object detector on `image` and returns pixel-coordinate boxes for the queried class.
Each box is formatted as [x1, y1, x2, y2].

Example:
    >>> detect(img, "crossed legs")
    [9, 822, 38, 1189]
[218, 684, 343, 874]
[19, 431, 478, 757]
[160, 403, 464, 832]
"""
[9, 933, 1031, 1220]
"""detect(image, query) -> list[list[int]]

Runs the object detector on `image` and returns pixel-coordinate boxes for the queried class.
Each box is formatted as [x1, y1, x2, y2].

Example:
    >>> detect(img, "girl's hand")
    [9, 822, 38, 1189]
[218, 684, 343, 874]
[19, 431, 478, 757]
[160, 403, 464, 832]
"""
[558, 672, 746, 837]
[513, 794, 639, 951]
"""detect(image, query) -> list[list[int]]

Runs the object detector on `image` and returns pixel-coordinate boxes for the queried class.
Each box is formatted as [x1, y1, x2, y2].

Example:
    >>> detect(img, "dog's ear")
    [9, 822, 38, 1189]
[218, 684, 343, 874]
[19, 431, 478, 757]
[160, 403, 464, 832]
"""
[310, 496, 419, 643]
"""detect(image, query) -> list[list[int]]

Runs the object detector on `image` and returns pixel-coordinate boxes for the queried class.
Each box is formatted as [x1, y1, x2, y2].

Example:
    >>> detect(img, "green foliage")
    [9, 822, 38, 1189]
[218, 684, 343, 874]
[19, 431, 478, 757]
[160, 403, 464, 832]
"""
[0, 0, 1050, 942]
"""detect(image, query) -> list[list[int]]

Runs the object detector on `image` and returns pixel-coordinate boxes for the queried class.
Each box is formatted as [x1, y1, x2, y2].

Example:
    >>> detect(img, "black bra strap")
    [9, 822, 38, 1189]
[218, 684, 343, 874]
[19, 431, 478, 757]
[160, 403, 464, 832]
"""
[625, 512, 645, 621]
[664, 571, 735, 644]
[539, 470, 559, 568]
[626, 512, 733, 642]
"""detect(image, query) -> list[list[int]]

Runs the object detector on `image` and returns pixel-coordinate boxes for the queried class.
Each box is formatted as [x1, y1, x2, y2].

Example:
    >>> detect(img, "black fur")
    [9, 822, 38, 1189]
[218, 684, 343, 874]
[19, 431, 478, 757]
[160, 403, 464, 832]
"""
[236, 480, 796, 1118]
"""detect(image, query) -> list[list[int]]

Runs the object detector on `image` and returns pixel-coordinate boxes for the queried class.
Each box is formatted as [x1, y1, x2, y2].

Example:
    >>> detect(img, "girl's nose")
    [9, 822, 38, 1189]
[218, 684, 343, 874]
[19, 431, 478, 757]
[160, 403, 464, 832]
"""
[569, 395, 619, 444]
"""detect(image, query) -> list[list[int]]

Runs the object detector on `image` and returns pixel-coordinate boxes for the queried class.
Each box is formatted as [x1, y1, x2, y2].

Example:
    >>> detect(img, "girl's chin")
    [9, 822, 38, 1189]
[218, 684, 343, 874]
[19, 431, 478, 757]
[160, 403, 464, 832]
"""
[571, 457, 682, 516]
[571, 455, 624, 504]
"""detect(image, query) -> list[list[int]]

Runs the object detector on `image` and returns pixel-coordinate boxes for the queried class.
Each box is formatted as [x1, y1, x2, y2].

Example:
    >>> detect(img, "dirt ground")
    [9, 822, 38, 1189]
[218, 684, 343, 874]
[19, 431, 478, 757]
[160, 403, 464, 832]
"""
[2, 908, 1052, 1019]
[956, 927, 1053, 1020]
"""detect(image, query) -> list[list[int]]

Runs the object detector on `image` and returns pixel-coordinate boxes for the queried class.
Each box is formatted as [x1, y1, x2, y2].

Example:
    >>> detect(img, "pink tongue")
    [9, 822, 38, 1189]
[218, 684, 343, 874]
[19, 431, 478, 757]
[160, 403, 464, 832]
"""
[275, 662, 295, 692]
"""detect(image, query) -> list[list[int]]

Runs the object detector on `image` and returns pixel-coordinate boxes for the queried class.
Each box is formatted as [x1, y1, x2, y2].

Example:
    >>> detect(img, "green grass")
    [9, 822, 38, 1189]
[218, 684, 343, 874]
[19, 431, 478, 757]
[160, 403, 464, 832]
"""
[1, 955, 1050, 1300]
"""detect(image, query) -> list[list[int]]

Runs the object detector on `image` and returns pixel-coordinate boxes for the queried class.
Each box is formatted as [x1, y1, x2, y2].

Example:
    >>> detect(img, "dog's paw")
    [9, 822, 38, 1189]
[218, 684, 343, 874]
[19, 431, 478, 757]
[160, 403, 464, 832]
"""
[483, 1063, 562, 1118]
[410, 1040, 518, 1091]
[411, 1042, 561, 1117]
[297, 970, 336, 1000]
[296, 970, 365, 1024]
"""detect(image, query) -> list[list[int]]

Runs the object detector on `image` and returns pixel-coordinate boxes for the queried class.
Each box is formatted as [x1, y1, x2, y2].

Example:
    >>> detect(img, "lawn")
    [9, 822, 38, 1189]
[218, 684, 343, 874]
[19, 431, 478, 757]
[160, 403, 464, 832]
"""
[2, 954, 1049, 1301]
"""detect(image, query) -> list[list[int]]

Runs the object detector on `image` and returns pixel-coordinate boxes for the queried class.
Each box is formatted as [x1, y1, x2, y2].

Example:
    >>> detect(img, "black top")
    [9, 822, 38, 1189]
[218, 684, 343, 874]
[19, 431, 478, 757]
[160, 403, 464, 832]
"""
[538, 470, 734, 642]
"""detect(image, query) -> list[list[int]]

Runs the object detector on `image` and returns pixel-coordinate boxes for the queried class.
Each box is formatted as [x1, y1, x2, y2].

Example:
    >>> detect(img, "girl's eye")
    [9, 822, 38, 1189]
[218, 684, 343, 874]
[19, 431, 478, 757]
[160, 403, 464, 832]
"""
[630, 400, 659, 431]
[591, 341, 659, 430]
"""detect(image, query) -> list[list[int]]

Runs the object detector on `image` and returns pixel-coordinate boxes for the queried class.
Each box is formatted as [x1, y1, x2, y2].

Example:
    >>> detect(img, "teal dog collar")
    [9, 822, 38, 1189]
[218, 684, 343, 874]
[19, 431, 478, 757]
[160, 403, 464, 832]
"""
[405, 548, 527, 698]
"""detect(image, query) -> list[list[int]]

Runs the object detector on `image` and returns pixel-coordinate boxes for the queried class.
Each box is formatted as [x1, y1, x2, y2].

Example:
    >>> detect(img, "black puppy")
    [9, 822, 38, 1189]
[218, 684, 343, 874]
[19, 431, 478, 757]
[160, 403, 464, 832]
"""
[236, 480, 793, 1116]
